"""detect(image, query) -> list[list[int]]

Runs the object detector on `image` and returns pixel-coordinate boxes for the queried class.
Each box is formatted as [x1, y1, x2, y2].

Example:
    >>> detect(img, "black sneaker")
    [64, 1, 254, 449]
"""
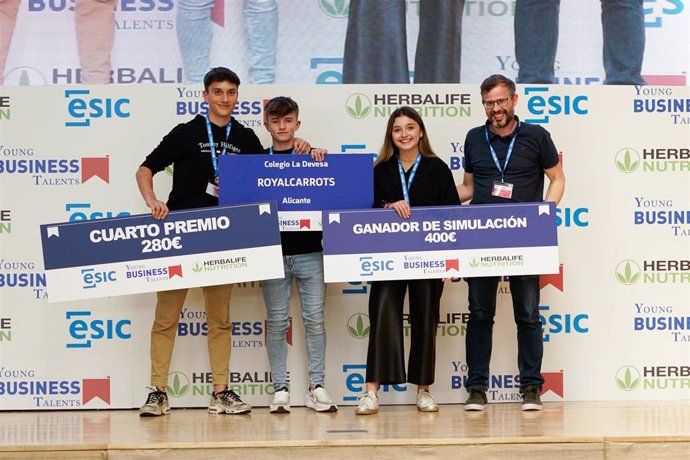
[520, 385, 543, 411]
[464, 390, 487, 411]
[139, 388, 170, 417]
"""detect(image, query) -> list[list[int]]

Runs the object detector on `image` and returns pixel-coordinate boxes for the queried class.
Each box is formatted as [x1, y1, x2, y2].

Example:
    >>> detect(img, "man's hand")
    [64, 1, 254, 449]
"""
[310, 148, 327, 162]
[146, 197, 169, 220]
[293, 137, 311, 153]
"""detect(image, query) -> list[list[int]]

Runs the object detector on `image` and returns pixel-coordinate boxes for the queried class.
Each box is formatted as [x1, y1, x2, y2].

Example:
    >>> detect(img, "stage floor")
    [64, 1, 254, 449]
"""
[1, 401, 689, 459]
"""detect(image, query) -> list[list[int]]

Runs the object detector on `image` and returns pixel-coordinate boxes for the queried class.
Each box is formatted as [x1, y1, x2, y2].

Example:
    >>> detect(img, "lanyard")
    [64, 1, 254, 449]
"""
[397, 153, 421, 205]
[484, 121, 520, 182]
[268, 147, 294, 155]
[205, 115, 232, 178]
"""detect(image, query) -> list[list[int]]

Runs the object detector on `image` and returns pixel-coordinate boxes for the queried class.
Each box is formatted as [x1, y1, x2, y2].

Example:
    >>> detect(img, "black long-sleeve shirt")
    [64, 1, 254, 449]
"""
[373, 155, 461, 208]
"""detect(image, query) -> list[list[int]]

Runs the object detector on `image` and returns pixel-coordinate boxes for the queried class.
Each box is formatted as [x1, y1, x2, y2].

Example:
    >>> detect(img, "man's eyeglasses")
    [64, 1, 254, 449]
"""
[482, 97, 511, 109]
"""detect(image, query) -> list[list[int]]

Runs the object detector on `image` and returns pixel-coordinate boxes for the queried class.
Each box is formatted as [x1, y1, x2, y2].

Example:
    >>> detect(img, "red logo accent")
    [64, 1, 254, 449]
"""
[81, 157, 109, 184]
[299, 219, 311, 229]
[82, 377, 111, 404]
[643, 75, 686, 86]
[445, 259, 459, 271]
[168, 265, 183, 278]
[541, 371, 564, 397]
[211, 0, 224, 27]
[540, 264, 563, 291]
[265, 317, 293, 346]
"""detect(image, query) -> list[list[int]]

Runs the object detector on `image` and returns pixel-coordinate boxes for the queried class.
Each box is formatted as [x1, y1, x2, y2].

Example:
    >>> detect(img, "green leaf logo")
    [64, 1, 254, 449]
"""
[347, 313, 370, 339]
[469, 257, 480, 268]
[192, 262, 203, 273]
[614, 148, 640, 173]
[615, 260, 641, 285]
[345, 93, 372, 119]
[166, 371, 190, 397]
[165, 164, 175, 176]
[615, 366, 640, 391]
[319, 0, 349, 18]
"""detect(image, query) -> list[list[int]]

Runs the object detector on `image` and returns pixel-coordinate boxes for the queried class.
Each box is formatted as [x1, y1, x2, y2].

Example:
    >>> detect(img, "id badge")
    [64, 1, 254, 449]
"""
[206, 180, 218, 198]
[492, 180, 513, 199]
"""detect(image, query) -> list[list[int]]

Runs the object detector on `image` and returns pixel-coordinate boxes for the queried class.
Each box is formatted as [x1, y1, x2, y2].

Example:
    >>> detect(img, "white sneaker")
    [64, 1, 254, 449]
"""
[305, 385, 338, 412]
[354, 390, 379, 415]
[416, 389, 439, 412]
[270, 387, 290, 414]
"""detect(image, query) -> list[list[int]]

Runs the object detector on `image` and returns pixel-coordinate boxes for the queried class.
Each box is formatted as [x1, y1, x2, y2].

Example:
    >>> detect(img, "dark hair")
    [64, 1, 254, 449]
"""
[480, 74, 516, 97]
[264, 96, 300, 118]
[203, 67, 241, 91]
[375, 106, 437, 166]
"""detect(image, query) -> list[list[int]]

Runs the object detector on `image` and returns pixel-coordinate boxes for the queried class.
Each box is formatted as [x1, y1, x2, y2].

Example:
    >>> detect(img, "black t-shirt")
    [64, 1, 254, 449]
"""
[141, 115, 264, 210]
[263, 147, 323, 256]
[373, 155, 460, 207]
[463, 117, 559, 204]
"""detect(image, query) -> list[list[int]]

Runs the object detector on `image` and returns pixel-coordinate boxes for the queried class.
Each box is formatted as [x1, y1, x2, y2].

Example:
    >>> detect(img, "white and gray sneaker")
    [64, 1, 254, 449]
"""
[305, 385, 338, 412]
[139, 388, 170, 417]
[208, 389, 251, 415]
[416, 389, 439, 412]
[354, 390, 379, 415]
[270, 387, 290, 414]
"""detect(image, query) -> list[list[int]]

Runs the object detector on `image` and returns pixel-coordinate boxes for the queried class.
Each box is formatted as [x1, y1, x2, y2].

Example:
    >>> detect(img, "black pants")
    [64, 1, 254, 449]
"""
[365, 279, 444, 385]
[343, 0, 465, 83]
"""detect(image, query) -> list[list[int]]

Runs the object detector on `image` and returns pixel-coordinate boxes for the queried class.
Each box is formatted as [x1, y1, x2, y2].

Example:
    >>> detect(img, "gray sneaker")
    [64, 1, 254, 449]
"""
[305, 385, 338, 412]
[208, 389, 252, 415]
[464, 390, 487, 411]
[139, 388, 170, 417]
[520, 385, 543, 411]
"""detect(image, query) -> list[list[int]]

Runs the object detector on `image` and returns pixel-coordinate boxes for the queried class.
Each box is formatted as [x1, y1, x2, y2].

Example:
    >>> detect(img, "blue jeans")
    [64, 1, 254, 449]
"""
[465, 275, 544, 391]
[177, 0, 278, 84]
[515, 0, 645, 85]
[262, 252, 327, 389]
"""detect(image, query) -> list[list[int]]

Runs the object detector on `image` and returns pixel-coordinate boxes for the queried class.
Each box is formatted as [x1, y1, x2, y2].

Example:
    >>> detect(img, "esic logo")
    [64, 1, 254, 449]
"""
[556, 207, 589, 227]
[360, 256, 394, 277]
[523, 87, 588, 124]
[65, 90, 130, 127]
[66, 311, 132, 349]
[643, 0, 685, 28]
[81, 268, 116, 289]
[539, 305, 588, 343]
[342, 364, 406, 402]
[66, 203, 130, 221]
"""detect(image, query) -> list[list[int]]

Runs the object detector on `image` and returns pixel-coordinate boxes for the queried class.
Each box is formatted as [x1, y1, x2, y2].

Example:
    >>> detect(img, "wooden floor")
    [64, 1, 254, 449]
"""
[1, 401, 689, 459]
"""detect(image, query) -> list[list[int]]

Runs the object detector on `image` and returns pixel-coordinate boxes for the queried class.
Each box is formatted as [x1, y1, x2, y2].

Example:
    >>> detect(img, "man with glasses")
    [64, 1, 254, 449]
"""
[456, 74, 565, 412]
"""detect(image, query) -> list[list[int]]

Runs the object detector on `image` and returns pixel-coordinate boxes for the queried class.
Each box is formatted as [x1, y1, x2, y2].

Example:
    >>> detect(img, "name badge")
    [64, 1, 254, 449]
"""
[492, 180, 513, 199]
[206, 180, 218, 198]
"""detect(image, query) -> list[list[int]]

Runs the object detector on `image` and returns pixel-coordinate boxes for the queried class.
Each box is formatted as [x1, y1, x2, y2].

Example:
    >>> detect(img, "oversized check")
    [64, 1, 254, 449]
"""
[40, 203, 284, 303]
[322, 202, 558, 282]
[218, 153, 374, 231]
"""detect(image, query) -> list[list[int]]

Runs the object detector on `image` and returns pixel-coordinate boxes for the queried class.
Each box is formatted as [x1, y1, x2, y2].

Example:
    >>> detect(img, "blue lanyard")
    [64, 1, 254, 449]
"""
[397, 153, 421, 205]
[484, 121, 520, 182]
[268, 147, 294, 155]
[205, 115, 232, 177]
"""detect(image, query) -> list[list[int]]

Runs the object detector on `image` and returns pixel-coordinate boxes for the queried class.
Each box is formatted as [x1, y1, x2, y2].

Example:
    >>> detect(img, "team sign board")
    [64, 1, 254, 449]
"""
[40, 203, 284, 302]
[219, 154, 374, 231]
[322, 202, 559, 282]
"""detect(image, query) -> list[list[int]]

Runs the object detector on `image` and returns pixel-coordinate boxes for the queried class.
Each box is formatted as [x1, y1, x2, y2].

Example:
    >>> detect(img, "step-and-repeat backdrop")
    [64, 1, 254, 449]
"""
[1, 0, 688, 86]
[0, 82, 688, 410]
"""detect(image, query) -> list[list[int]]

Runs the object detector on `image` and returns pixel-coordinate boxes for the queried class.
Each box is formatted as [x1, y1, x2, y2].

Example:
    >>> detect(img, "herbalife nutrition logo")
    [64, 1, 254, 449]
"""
[615, 260, 641, 285]
[347, 313, 370, 339]
[319, 0, 349, 17]
[165, 164, 174, 176]
[615, 148, 640, 173]
[346, 93, 372, 119]
[192, 262, 203, 273]
[469, 258, 480, 268]
[166, 371, 190, 397]
[615, 366, 640, 391]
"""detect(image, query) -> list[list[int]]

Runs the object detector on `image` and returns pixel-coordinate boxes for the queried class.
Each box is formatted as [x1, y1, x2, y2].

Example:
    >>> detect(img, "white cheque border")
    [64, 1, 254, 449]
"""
[46, 245, 284, 303]
[324, 246, 559, 283]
